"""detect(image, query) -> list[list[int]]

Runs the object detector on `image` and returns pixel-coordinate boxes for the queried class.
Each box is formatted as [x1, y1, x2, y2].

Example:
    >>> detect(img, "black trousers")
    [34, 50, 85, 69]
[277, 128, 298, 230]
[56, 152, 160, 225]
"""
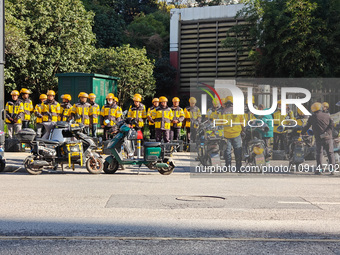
[273, 133, 286, 151]
[149, 125, 155, 140]
[22, 121, 29, 129]
[156, 129, 170, 143]
[170, 127, 181, 141]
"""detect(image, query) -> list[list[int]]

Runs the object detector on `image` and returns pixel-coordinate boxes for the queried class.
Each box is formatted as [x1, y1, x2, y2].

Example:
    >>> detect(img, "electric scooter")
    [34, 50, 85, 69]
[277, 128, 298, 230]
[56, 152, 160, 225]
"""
[103, 118, 176, 175]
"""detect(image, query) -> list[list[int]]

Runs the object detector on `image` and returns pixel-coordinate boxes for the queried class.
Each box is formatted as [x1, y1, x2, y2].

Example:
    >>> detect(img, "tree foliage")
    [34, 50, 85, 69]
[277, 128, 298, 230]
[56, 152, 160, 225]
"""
[90, 45, 156, 107]
[5, 0, 96, 94]
[223, 0, 340, 79]
[82, 0, 126, 48]
[126, 11, 170, 59]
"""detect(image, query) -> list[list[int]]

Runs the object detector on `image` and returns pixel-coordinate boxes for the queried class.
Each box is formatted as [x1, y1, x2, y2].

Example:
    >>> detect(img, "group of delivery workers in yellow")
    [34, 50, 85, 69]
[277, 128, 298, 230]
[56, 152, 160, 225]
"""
[5, 89, 201, 144]
[4, 88, 335, 171]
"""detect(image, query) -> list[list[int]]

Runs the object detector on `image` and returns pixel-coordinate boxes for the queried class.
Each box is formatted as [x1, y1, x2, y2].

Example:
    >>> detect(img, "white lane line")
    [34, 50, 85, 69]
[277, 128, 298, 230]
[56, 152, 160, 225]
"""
[0, 236, 340, 242]
[278, 201, 340, 205]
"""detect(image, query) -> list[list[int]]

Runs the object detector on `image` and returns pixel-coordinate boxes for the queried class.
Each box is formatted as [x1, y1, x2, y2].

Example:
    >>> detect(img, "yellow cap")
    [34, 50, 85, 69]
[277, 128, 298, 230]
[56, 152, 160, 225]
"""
[189, 97, 197, 104]
[47, 90, 56, 96]
[88, 93, 96, 99]
[20, 88, 32, 94]
[297, 108, 303, 116]
[311, 102, 322, 112]
[172, 97, 180, 103]
[39, 94, 47, 100]
[322, 102, 329, 109]
[277, 100, 282, 105]
[78, 92, 88, 98]
[212, 100, 219, 107]
[159, 96, 168, 102]
[133, 94, 142, 102]
[113, 96, 119, 103]
[11, 90, 20, 96]
[152, 98, 159, 103]
[61, 94, 71, 101]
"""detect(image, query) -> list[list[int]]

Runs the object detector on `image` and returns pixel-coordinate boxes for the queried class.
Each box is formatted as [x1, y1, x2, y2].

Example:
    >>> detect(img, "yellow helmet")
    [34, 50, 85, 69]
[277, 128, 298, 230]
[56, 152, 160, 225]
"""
[277, 100, 282, 105]
[133, 94, 142, 102]
[106, 93, 114, 99]
[47, 90, 56, 96]
[152, 98, 159, 103]
[189, 97, 197, 104]
[88, 93, 96, 99]
[20, 88, 31, 94]
[113, 96, 119, 103]
[11, 90, 20, 96]
[297, 108, 304, 116]
[253, 146, 264, 155]
[226, 96, 233, 103]
[159, 96, 168, 102]
[172, 97, 180, 103]
[78, 92, 88, 98]
[39, 94, 47, 100]
[322, 102, 329, 109]
[311, 102, 322, 112]
[61, 94, 71, 101]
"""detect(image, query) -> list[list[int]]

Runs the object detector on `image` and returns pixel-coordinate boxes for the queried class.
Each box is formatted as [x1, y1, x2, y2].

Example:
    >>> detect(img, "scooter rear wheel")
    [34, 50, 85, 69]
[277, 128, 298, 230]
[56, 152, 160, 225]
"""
[24, 156, 43, 175]
[103, 157, 119, 174]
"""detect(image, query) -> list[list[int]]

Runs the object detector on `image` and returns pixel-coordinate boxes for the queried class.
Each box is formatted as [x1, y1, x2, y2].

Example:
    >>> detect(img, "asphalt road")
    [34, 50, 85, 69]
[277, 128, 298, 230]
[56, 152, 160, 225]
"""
[1, 152, 340, 254]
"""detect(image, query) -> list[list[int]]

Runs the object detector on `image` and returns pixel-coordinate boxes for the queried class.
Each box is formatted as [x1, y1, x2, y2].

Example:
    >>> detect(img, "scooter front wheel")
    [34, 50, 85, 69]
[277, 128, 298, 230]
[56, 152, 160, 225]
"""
[103, 157, 119, 174]
[86, 157, 104, 174]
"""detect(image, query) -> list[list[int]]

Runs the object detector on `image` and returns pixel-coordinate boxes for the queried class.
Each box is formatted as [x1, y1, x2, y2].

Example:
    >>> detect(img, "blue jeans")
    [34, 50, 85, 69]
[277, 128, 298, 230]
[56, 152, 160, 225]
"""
[224, 135, 243, 170]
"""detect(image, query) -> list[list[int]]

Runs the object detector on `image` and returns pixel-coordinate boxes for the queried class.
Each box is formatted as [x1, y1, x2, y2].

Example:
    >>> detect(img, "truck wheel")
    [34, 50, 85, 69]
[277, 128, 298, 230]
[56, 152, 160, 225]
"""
[86, 157, 104, 174]
[103, 157, 119, 174]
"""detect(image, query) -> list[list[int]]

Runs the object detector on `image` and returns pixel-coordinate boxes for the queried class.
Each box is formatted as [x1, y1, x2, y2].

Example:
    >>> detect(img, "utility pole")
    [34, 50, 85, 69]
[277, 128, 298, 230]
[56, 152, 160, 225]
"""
[0, 0, 4, 131]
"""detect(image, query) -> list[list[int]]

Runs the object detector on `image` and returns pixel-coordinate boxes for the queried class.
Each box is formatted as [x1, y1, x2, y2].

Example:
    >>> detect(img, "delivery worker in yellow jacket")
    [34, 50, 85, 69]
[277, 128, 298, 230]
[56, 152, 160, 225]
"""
[88, 93, 100, 138]
[59, 94, 72, 122]
[19, 88, 34, 129]
[207, 99, 220, 121]
[101, 94, 122, 141]
[71, 92, 91, 135]
[217, 96, 244, 171]
[5, 90, 24, 138]
[170, 97, 185, 141]
[272, 100, 294, 151]
[127, 94, 147, 131]
[147, 98, 159, 140]
[151, 96, 173, 143]
[184, 97, 201, 143]
[41, 90, 60, 138]
[34, 94, 47, 137]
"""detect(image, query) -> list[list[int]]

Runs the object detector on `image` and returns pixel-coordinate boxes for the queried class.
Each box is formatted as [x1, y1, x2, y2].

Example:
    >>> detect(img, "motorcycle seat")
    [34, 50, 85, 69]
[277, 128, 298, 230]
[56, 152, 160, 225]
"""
[144, 142, 161, 147]
[36, 138, 62, 145]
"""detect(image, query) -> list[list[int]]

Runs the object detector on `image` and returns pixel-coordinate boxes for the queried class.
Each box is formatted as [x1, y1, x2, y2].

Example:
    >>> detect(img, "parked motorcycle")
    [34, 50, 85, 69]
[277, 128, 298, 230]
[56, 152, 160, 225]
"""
[103, 118, 176, 175]
[243, 122, 270, 168]
[195, 120, 222, 166]
[17, 121, 103, 175]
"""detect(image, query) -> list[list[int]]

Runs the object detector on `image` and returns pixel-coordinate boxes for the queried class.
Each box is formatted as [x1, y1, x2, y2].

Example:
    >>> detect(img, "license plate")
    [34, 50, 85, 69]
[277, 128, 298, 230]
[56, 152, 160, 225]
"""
[255, 154, 266, 165]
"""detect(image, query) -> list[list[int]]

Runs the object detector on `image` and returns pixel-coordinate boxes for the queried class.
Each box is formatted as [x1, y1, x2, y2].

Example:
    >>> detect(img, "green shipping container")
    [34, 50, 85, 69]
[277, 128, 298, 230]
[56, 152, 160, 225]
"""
[55, 73, 119, 108]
